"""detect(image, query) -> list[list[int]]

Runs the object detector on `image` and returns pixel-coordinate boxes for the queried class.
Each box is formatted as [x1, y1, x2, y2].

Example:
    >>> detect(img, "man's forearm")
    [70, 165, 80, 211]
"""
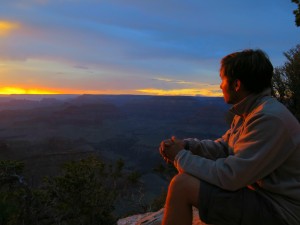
[184, 138, 228, 159]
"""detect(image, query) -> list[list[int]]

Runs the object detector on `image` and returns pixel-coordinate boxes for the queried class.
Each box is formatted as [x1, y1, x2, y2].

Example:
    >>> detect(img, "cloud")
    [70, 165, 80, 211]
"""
[139, 75, 222, 97]
[142, 76, 222, 96]
[0, 1, 299, 95]
[153, 77, 193, 85]
[153, 76, 219, 88]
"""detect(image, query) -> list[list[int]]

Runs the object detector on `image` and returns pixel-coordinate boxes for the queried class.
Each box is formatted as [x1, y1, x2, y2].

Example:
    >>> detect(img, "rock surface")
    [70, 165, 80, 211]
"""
[117, 207, 207, 225]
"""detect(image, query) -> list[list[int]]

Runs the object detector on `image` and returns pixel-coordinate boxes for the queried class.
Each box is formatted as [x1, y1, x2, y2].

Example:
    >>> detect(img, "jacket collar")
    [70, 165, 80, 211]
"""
[230, 88, 272, 118]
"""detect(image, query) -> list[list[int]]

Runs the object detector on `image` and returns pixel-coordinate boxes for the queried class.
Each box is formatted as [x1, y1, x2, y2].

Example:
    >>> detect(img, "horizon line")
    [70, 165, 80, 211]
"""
[0, 93, 223, 98]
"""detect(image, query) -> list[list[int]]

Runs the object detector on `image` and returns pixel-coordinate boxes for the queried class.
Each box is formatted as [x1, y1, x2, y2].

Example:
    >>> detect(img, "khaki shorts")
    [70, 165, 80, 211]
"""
[198, 180, 287, 225]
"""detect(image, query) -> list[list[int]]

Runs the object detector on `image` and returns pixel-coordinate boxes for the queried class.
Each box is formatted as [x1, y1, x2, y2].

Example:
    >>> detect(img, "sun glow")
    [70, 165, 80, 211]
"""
[0, 21, 19, 36]
[0, 87, 60, 95]
[0, 87, 139, 95]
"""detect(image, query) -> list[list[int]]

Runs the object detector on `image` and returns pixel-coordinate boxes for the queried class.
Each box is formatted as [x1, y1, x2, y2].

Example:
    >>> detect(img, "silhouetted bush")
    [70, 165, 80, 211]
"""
[272, 44, 300, 121]
[0, 157, 144, 225]
[39, 157, 117, 225]
[0, 160, 34, 225]
[292, 0, 300, 26]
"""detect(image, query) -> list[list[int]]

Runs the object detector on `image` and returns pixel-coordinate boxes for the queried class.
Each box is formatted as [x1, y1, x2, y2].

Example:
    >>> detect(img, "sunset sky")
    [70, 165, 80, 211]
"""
[0, 0, 299, 96]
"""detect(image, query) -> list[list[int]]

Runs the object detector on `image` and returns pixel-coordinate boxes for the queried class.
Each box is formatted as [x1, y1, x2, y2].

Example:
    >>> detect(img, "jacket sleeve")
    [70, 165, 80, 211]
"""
[175, 113, 296, 191]
[184, 129, 231, 159]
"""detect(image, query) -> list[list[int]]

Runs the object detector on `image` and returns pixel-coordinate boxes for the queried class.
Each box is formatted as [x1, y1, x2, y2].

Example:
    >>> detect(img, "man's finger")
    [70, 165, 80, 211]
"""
[159, 146, 164, 155]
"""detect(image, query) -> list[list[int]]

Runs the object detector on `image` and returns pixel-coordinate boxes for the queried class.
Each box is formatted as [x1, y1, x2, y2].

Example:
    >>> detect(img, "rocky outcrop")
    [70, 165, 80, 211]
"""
[117, 207, 207, 225]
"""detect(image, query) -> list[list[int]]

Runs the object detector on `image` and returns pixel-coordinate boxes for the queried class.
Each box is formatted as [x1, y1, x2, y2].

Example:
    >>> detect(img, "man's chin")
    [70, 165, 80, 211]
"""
[224, 99, 234, 104]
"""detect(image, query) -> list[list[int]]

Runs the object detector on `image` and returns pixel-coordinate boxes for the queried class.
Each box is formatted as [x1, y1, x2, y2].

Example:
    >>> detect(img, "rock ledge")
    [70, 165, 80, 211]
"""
[117, 207, 206, 225]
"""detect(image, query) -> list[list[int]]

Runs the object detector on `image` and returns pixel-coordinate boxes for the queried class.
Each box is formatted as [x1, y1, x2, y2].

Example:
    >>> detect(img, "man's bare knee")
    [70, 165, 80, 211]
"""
[169, 173, 191, 191]
[168, 173, 200, 207]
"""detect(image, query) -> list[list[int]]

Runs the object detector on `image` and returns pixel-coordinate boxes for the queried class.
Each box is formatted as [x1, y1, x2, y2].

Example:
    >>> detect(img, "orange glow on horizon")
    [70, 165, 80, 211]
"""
[136, 88, 222, 97]
[0, 86, 222, 96]
[0, 87, 60, 95]
[0, 87, 132, 95]
[0, 20, 19, 36]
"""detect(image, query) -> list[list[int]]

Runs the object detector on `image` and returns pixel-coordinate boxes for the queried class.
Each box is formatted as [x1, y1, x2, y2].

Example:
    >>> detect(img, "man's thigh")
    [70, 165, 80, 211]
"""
[198, 181, 286, 225]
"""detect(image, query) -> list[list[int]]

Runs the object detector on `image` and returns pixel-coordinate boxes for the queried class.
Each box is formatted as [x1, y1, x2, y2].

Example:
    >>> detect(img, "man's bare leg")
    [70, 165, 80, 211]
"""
[162, 173, 200, 225]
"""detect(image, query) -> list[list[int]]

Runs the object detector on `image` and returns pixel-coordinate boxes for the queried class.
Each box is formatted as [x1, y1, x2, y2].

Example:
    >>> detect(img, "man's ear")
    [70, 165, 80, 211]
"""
[234, 79, 242, 92]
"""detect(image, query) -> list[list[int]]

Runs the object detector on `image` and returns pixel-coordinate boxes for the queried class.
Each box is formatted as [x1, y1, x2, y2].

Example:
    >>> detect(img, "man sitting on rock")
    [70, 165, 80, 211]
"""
[159, 49, 300, 225]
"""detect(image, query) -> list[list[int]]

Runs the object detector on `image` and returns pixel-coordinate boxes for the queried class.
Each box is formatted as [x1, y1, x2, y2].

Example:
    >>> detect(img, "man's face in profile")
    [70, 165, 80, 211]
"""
[219, 69, 239, 104]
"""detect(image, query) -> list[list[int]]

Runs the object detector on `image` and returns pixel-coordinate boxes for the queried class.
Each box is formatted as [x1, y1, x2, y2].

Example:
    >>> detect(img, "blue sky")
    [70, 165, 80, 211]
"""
[0, 0, 299, 95]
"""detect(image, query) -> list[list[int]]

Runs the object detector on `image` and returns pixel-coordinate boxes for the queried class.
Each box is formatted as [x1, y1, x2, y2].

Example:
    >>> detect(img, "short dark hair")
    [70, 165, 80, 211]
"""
[220, 49, 274, 93]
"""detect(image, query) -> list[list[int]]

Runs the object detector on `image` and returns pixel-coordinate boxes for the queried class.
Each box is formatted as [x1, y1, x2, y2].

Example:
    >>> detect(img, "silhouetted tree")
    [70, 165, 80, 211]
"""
[0, 156, 145, 224]
[292, 0, 300, 26]
[40, 156, 117, 225]
[126, 171, 142, 185]
[272, 44, 300, 121]
[0, 157, 124, 225]
[0, 160, 35, 225]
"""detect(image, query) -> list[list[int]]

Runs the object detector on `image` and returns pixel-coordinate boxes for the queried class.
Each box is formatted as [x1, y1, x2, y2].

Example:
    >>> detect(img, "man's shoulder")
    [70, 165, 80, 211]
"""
[252, 96, 299, 127]
[255, 96, 289, 116]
